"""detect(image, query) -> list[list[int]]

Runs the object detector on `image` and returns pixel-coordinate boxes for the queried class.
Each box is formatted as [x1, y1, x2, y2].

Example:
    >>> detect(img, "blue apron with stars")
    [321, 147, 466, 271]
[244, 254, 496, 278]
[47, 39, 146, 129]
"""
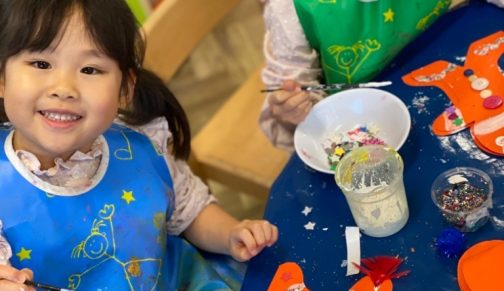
[0, 124, 241, 290]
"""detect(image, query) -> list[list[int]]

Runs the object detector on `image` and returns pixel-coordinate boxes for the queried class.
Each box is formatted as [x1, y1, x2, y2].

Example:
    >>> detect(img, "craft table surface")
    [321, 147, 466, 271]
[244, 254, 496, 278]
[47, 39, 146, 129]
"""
[242, 1, 504, 290]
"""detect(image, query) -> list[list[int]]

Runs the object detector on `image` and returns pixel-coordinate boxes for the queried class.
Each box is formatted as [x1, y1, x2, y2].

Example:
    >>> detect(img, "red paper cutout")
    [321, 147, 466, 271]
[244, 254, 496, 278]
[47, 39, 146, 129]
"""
[402, 31, 504, 156]
[353, 256, 410, 286]
[268, 262, 310, 291]
[349, 256, 410, 291]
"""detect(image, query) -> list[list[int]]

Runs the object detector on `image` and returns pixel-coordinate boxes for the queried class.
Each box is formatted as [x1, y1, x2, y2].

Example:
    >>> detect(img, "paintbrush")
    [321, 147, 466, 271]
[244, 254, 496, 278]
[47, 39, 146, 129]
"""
[24, 280, 74, 291]
[260, 81, 392, 93]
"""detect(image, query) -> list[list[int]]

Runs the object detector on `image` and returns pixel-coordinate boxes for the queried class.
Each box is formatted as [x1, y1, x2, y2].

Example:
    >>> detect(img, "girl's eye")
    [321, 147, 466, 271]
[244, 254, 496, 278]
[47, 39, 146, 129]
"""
[31, 61, 51, 69]
[81, 67, 103, 75]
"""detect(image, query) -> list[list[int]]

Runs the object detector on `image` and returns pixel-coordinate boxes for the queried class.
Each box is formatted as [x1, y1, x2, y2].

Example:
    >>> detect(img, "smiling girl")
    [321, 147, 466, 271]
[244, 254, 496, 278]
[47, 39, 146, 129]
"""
[0, 1, 277, 290]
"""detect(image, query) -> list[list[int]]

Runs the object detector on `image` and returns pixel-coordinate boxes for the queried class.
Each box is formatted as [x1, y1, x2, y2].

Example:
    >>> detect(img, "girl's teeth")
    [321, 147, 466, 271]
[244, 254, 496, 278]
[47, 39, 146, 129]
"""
[42, 111, 80, 121]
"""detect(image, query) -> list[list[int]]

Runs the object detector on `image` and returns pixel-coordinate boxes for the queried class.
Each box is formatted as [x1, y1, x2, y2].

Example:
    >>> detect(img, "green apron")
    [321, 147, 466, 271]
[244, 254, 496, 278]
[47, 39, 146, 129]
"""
[293, 0, 451, 84]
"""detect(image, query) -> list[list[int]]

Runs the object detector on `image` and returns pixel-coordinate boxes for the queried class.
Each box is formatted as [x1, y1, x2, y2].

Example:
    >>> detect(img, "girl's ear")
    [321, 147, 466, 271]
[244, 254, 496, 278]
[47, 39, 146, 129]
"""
[0, 76, 4, 98]
[123, 70, 137, 100]
[119, 70, 136, 108]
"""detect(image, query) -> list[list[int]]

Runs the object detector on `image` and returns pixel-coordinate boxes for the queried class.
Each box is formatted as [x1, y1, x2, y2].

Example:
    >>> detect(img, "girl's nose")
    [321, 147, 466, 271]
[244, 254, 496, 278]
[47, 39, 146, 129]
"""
[48, 74, 79, 100]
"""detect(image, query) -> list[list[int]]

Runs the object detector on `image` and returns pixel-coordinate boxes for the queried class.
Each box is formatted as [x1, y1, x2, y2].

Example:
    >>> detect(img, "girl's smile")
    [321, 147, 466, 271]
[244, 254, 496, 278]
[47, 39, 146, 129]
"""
[39, 109, 83, 129]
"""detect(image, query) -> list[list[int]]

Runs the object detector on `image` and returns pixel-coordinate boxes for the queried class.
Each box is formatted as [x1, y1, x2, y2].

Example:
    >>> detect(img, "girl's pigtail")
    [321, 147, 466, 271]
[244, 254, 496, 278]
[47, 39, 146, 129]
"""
[119, 68, 191, 160]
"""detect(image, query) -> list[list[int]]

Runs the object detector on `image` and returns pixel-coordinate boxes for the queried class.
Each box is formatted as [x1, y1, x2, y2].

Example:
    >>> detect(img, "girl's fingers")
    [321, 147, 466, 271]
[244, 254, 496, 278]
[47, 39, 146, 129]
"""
[271, 96, 310, 118]
[0, 273, 33, 291]
[276, 99, 312, 124]
[231, 229, 256, 261]
[242, 221, 279, 249]
[0, 279, 24, 291]
[248, 222, 267, 246]
[281, 80, 300, 92]
[239, 228, 258, 254]
[0, 266, 23, 283]
[291, 100, 313, 123]
[230, 221, 279, 261]
[268, 89, 302, 106]
[261, 221, 278, 246]
[283, 92, 311, 113]
[0, 266, 34, 291]
[19, 269, 33, 282]
[269, 224, 279, 247]
[254, 221, 278, 246]
[256, 221, 279, 247]
[270, 90, 309, 110]
[268, 80, 315, 125]
[268, 79, 305, 106]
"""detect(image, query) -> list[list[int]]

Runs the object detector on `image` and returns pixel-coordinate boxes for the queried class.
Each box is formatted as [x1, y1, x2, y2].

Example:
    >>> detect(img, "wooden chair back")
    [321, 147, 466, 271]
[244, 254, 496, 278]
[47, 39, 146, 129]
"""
[143, 0, 240, 81]
[191, 66, 290, 196]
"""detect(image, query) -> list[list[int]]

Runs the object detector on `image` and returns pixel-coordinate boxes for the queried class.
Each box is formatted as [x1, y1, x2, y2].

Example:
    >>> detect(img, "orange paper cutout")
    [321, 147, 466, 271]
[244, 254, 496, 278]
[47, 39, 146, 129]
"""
[268, 262, 310, 291]
[403, 31, 504, 155]
[457, 240, 504, 291]
[350, 276, 393, 291]
[457, 240, 501, 291]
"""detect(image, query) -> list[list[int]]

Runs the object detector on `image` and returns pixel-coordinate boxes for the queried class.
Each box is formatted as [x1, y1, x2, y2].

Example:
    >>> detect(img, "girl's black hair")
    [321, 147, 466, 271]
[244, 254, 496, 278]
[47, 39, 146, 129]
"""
[0, 0, 191, 160]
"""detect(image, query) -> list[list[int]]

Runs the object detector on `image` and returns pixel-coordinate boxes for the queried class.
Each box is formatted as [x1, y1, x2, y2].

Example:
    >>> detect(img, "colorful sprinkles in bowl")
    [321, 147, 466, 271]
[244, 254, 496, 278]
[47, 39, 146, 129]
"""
[322, 124, 385, 171]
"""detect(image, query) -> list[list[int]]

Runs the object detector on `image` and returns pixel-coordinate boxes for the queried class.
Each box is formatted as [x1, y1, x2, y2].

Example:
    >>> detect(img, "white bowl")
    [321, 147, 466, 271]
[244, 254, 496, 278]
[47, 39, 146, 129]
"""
[294, 88, 411, 174]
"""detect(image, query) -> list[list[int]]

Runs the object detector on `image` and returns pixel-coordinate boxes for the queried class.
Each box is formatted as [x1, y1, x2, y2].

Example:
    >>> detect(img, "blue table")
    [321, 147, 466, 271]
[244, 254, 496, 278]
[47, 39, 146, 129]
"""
[242, 1, 504, 290]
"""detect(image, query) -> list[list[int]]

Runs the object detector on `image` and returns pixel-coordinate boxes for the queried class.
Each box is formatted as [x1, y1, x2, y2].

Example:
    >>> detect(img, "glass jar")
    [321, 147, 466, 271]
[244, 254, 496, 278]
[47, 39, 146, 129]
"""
[431, 167, 493, 232]
[335, 145, 409, 237]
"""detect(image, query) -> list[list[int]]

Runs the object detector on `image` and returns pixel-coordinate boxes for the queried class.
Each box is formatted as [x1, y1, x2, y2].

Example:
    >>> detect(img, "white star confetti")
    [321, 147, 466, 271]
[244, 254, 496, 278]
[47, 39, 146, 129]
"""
[301, 206, 312, 216]
[304, 221, 316, 230]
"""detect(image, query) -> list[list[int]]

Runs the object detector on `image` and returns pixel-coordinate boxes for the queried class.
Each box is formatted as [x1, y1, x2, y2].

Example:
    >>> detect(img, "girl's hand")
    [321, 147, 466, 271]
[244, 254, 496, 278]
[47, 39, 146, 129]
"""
[268, 80, 314, 125]
[0, 266, 35, 291]
[228, 219, 278, 262]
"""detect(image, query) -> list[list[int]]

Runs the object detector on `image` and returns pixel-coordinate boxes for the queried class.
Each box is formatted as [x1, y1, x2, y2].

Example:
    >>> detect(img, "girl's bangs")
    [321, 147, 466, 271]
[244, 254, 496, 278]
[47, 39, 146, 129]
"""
[1, 0, 76, 55]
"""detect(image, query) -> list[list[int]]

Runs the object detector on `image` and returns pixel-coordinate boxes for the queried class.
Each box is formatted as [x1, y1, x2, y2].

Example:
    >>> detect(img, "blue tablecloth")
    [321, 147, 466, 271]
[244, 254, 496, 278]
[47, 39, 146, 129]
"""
[242, 1, 504, 290]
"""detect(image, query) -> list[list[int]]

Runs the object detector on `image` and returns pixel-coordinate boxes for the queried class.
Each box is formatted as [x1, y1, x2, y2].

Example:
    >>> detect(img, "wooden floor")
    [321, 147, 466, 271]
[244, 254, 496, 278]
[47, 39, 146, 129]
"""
[167, 0, 267, 219]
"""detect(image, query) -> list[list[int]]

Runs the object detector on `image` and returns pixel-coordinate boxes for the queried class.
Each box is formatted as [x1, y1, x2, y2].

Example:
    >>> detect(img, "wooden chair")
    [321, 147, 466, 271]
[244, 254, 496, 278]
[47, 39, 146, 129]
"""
[143, 0, 290, 197]
[191, 66, 290, 197]
[142, 0, 240, 81]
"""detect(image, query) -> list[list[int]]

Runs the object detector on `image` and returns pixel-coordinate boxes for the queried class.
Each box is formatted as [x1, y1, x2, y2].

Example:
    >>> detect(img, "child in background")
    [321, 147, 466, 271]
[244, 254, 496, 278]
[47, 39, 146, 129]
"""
[0, 0, 278, 290]
[259, 0, 504, 151]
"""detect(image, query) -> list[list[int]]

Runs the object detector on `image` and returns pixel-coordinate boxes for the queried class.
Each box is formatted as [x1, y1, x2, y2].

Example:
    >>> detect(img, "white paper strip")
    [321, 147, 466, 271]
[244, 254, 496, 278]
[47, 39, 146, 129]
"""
[345, 226, 361, 276]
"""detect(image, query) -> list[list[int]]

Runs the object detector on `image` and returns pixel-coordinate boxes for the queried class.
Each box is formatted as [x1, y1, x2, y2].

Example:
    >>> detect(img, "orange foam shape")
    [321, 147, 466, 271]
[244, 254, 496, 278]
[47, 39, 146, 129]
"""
[457, 240, 504, 291]
[268, 262, 309, 291]
[403, 31, 504, 155]
[463, 242, 504, 290]
[350, 276, 393, 291]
